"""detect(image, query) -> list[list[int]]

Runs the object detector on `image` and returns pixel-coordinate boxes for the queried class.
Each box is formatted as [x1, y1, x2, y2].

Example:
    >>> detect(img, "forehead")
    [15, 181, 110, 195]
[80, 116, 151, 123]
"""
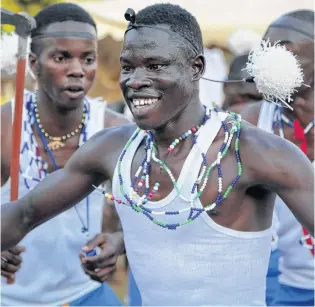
[42, 37, 97, 54]
[264, 16, 313, 44]
[44, 21, 97, 37]
[39, 21, 97, 53]
[121, 27, 184, 61]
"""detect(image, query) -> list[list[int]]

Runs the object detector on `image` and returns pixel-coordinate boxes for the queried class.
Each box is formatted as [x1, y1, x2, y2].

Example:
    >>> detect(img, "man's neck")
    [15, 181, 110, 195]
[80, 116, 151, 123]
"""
[35, 89, 85, 137]
[151, 100, 205, 151]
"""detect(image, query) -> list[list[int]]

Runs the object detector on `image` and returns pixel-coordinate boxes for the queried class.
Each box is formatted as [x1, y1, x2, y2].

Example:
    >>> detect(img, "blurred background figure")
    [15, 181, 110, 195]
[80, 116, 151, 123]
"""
[222, 52, 263, 113]
[199, 47, 227, 108]
[227, 29, 262, 55]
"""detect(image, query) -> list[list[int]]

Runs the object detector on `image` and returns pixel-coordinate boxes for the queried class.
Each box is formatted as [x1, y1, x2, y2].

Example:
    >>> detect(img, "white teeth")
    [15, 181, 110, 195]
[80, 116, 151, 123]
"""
[132, 98, 158, 108]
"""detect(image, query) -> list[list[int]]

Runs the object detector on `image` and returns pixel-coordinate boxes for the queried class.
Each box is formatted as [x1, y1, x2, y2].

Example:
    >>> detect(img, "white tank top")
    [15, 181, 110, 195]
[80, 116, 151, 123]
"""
[113, 111, 272, 306]
[258, 101, 314, 289]
[1, 91, 107, 305]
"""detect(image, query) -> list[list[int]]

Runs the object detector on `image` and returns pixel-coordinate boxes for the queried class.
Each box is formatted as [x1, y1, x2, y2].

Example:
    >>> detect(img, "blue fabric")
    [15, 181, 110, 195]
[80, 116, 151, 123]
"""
[266, 249, 280, 305]
[128, 270, 142, 306]
[69, 283, 122, 306]
[271, 284, 314, 306]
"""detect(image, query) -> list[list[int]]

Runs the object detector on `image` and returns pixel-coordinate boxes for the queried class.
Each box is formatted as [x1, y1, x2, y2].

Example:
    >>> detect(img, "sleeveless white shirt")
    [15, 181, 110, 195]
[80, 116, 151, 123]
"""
[1, 91, 108, 305]
[258, 101, 314, 289]
[113, 111, 272, 306]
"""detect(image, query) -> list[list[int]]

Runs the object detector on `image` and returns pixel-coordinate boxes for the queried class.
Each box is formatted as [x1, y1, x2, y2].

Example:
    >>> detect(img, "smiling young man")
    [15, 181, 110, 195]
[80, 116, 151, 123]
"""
[0, 3, 128, 306]
[1, 4, 314, 306]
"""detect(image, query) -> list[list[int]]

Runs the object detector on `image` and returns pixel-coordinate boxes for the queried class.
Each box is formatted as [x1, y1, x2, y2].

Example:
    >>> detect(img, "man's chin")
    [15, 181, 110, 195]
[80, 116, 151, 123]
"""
[135, 120, 156, 131]
[134, 117, 171, 132]
[56, 99, 84, 112]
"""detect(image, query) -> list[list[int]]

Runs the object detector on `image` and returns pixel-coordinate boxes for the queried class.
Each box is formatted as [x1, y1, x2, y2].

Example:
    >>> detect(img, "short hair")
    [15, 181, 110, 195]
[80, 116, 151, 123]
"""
[30, 3, 97, 53]
[135, 3, 203, 55]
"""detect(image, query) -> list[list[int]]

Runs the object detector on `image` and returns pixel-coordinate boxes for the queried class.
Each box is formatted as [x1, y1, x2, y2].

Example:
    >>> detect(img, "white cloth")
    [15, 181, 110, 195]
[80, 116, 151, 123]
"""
[1, 91, 108, 305]
[113, 111, 272, 305]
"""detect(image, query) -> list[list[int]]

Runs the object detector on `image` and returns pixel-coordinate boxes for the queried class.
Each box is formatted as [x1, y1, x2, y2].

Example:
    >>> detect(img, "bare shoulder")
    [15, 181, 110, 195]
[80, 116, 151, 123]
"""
[85, 123, 137, 151]
[66, 123, 138, 179]
[240, 101, 262, 126]
[239, 119, 313, 189]
[104, 107, 131, 128]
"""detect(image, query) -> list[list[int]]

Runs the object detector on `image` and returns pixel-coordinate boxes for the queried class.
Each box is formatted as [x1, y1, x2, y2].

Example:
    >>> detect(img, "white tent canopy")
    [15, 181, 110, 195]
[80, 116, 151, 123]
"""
[75, 0, 314, 45]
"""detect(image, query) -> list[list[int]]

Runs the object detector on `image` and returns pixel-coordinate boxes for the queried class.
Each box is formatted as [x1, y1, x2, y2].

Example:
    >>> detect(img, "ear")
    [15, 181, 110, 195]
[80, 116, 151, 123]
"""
[191, 54, 205, 81]
[28, 52, 39, 77]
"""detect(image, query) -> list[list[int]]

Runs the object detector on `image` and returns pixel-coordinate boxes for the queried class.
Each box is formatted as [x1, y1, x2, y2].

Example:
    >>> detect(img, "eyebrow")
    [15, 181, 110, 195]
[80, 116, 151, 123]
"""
[120, 55, 169, 63]
[51, 49, 96, 55]
[144, 56, 169, 62]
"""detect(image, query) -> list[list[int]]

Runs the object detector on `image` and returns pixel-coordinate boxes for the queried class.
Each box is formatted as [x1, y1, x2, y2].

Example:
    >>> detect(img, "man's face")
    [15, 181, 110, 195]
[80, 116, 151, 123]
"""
[30, 21, 98, 111]
[120, 27, 197, 130]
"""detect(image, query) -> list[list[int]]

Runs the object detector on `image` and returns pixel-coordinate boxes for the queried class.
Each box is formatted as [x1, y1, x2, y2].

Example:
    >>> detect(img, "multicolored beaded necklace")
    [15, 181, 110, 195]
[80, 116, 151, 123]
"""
[96, 107, 242, 230]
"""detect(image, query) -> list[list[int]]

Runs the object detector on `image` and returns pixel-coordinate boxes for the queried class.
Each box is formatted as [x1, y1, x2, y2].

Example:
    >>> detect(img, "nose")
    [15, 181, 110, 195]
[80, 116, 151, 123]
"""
[67, 58, 84, 78]
[126, 68, 152, 90]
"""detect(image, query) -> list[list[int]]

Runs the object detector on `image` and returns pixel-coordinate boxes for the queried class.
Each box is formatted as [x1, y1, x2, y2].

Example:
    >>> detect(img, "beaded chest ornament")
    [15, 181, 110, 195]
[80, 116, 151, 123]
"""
[95, 108, 242, 230]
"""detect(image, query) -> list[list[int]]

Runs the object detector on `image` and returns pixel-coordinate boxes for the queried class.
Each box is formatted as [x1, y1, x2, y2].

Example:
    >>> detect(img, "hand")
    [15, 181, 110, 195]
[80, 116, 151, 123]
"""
[80, 232, 124, 283]
[1, 245, 25, 284]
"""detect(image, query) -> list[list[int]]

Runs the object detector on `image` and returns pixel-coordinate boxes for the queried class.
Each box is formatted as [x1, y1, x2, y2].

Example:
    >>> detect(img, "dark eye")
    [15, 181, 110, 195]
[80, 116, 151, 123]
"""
[85, 57, 95, 65]
[148, 64, 163, 70]
[121, 65, 133, 72]
[53, 55, 64, 63]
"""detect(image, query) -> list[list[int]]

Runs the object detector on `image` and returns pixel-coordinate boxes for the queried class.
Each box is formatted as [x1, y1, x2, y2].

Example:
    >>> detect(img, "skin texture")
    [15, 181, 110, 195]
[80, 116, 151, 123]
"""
[1, 24, 314, 284]
[1, 21, 130, 284]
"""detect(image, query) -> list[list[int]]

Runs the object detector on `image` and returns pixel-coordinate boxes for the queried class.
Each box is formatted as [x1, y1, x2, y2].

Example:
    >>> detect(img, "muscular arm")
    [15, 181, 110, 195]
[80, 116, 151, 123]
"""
[1, 130, 111, 251]
[241, 123, 314, 235]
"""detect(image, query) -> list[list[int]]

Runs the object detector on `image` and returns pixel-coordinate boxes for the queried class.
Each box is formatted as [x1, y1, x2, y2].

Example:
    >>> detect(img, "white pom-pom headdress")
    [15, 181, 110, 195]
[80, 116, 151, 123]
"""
[202, 39, 307, 111]
[243, 40, 305, 110]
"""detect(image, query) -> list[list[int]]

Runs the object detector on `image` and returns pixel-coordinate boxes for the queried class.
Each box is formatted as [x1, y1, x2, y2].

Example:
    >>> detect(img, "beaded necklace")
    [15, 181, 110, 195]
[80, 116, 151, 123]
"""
[96, 107, 243, 230]
[31, 93, 94, 241]
[272, 105, 315, 136]
[33, 93, 86, 151]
